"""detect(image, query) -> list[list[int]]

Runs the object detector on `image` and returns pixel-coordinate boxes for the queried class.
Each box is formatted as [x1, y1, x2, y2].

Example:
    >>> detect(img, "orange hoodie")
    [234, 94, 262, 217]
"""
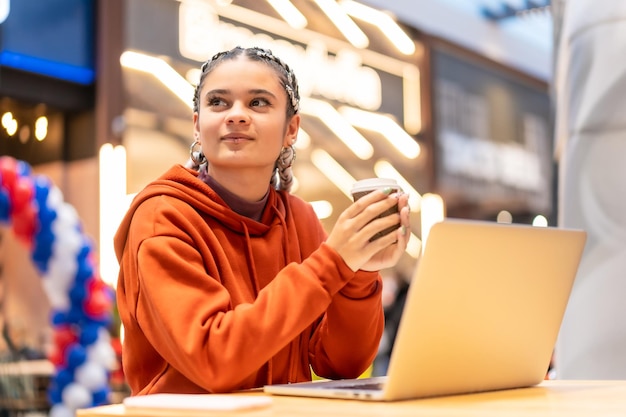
[114, 165, 384, 395]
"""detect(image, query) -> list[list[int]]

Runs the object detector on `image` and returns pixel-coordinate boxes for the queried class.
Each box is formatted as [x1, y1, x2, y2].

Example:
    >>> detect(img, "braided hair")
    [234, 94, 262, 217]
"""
[193, 46, 300, 192]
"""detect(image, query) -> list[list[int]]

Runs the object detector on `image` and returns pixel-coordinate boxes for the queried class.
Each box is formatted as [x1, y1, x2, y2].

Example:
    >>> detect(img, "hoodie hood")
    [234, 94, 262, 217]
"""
[114, 164, 286, 263]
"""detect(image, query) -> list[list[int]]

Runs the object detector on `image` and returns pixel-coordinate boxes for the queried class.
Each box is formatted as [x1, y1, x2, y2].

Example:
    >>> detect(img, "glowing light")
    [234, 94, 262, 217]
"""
[313, 0, 369, 48]
[420, 193, 445, 254]
[497, 210, 513, 224]
[34, 116, 48, 141]
[2, 112, 17, 136]
[310, 148, 356, 199]
[406, 233, 422, 259]
[301, 97, 373, 160]
[120, 51, 194, 109]
[310, 200, 333, 219]
[266, 0, 308, 29]
[532, 215, 548, 227]
[99, 144, 128, 288]
[339, 106, 420, 159]
[338, 0, 415, 55]
[374, 160, 421, 212]
[0, 0, 9, 25]
[403, 65, 422, 135]
[295, 128, 311, 150]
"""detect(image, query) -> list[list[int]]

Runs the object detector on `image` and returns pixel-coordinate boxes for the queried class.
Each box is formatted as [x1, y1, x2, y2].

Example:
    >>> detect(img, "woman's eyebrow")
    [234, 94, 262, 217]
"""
[204, 89, 277, 98]
[248, 89, 277, 98]
[205, 89, 229, 96]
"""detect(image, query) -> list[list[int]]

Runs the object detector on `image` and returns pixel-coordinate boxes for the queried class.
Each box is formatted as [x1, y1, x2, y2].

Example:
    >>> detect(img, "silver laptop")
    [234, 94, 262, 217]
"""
[264, 219, 586, 401]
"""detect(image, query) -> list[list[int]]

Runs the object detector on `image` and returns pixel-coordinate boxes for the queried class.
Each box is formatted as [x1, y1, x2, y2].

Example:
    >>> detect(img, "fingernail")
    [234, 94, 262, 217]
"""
[382, 187, 393, 195]
[401, 225, 407, 235]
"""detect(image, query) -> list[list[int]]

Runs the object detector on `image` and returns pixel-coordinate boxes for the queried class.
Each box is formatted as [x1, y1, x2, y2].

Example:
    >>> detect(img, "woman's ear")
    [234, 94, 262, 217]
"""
[284, 114, 301, 147]
[193, 112, 200, 137]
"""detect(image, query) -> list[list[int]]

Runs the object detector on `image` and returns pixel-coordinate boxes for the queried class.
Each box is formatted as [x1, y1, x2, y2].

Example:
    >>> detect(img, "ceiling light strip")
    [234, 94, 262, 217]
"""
[212, 3, 414, 77]
[301, 97, 374, 160]
[338, 0, 415, 55]
[266, 0, 308, 29]
[120, 51, 194, 109]
[310, 148, 356, 199]
[403, 66, 422, 135]
[313, 0, 369, 49]
[338, 106, 420, 159]
[374, 159, 422, 212]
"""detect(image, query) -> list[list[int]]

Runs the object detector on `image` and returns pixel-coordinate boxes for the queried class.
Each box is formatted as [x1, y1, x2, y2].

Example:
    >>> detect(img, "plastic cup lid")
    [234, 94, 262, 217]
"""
[350, 178, 400, 194]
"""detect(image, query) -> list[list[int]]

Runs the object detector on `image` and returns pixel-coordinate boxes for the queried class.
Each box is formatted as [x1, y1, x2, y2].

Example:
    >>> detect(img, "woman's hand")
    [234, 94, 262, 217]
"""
[325, 189, 410, 272]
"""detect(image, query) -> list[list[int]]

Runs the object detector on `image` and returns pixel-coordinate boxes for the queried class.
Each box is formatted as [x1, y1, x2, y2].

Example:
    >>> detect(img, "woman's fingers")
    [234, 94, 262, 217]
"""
[326, 190, 410, 271]
[342, 190, 400, 231]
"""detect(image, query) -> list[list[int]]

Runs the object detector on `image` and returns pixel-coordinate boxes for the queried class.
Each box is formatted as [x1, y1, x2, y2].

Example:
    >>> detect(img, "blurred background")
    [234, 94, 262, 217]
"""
[3, 0, 623, 414]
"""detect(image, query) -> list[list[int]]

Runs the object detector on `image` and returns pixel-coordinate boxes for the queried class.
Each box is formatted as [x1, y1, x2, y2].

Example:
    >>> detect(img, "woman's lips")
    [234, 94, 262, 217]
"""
[222, 133, 252, 141]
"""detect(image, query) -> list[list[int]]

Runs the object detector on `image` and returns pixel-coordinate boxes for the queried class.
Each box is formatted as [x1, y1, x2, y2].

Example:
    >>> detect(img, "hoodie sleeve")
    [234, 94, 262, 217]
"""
[308, 257, 384, 379]
[287, 197, 384, 380]
[117, 193, 381, 393]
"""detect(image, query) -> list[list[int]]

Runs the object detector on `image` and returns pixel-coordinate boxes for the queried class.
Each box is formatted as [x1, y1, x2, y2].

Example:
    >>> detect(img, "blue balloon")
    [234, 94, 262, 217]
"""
[34, 175, 51, 195]
[47, 383, 63, 405]
[79, 323, 100, 346]
[31, 229, 55, 273]
[66, 344, 87, 369]
[78, 239, 92, 259]
[51, 310, 70, 326]
[92, 387, 110, 406]
[15, 160, 31, 177]
[69, 282, 87, 304]
[54, 368, 75, 390]
[75, 259, 94, 283]
[34, 226, 55, 244]
[0, 190, 10, 222]
[40, 207, 57, 228]
[67, 304, 85, 324]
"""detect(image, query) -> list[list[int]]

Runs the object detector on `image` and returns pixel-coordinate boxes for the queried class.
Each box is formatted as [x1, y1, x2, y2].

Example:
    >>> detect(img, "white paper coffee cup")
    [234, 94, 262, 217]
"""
[350, 178, 402, 241]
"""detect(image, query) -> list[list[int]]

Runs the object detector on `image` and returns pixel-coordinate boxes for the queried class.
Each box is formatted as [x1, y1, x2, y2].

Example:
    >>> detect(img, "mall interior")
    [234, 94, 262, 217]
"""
[1, 0, 625, 415]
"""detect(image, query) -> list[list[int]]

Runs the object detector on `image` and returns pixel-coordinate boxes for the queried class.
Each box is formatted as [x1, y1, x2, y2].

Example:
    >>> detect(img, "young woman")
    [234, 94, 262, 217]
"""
[114, 46, 411, 395]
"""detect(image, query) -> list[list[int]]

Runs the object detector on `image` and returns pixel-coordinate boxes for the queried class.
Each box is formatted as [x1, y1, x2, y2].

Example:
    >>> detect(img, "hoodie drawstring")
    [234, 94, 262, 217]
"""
[241, 221, 260, 295]
[270, 204, 298, 383]
[242, 202, 300, 386]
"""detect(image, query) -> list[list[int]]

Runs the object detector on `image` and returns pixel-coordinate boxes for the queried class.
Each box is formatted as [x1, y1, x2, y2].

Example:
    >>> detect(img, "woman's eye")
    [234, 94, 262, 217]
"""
[251, 98, 269, 107]
[208, 97, 226, 106]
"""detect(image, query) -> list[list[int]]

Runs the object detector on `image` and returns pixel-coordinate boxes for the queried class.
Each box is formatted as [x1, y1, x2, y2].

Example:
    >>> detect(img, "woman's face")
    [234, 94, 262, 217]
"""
[193, 56, 300, 178]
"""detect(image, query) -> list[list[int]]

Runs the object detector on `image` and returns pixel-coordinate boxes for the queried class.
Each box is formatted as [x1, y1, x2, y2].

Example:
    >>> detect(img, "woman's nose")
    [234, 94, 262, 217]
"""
[226, 102, 250, 124]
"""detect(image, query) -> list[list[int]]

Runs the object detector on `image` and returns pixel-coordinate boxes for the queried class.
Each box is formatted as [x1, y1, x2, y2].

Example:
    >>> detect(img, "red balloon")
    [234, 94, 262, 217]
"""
[83, 279, 113, 318]
[53, 326, 78, 354]
[12, 204, 36, 246]
[0, 157, 17, 194]
[48, 346, 66, 367]
[11, 176, 34, 214]
[84, 287, 112, 318]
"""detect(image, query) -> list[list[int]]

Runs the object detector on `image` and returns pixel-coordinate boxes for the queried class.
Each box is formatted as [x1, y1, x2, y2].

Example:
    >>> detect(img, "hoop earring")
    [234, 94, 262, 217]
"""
[189, 140, 206, 166]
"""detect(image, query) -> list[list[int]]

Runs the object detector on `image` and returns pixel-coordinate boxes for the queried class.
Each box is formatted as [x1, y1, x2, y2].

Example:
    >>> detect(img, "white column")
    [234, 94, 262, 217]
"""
[554, 0, 626, 378]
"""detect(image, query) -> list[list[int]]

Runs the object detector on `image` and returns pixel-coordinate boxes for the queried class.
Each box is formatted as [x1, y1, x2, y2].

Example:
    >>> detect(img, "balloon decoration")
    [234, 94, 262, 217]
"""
[0, 156, 115, 416]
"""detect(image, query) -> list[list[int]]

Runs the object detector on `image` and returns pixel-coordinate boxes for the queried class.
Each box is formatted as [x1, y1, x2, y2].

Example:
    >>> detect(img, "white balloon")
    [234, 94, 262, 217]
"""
[46, 186, 64, 211]
[44, 257, 75, 289]
[53, 202, 79, 230]
[62, 382, 92, 410]
[97, 327, 111, 343]
[87, 337, 117, 370]
[42, 278, 70, 310]
[75, 361, 108, 391]
[49, 403, 74, 417]
[52, 229, 83, 263]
